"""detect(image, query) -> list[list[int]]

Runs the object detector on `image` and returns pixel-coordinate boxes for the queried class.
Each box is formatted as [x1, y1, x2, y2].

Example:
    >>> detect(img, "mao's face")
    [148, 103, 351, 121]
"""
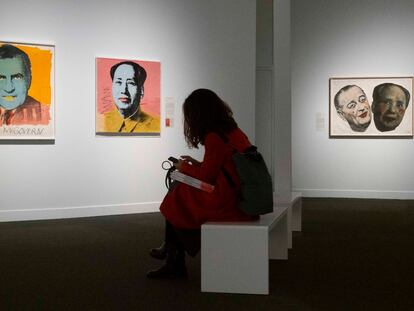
[373, 85, 408, 131]
[0, 57, 29, 110]
[336, 86, 372, 132]
[112, 64, 141, 112]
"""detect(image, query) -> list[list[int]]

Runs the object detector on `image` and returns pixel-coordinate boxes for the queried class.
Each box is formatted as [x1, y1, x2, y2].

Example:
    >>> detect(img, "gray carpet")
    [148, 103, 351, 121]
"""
[1, 198, 414, 310]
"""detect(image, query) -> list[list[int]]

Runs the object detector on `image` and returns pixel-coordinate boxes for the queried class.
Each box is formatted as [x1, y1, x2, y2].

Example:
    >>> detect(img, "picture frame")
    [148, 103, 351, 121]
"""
[0, 41, 55, 140]
[329, 77, 413, 137]
[95, 57, 161, 136]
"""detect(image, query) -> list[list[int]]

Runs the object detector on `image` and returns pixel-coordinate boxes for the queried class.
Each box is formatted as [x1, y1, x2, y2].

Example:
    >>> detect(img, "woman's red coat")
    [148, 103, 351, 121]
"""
[160, 128, 256, 229]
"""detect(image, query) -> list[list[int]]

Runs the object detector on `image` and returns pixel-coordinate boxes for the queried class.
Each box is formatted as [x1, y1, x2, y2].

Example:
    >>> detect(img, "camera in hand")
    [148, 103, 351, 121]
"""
[168, 156, 179, 164]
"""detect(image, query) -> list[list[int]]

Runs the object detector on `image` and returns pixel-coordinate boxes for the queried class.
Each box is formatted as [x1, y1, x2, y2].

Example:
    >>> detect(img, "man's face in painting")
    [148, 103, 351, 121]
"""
[0, 56, 29, 110]
[112, 64, 141, 114]
[372, 84, 409, 132]
[335, 85, 372, 132]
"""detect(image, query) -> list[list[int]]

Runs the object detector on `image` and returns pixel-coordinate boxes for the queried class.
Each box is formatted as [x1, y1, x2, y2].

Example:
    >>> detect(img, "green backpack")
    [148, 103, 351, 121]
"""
[223, 145, 274, 216]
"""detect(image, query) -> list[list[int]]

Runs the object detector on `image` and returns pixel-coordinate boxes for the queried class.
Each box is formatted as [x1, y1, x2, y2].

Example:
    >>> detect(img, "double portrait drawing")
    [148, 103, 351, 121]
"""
[330, 77, 413, 137]
[0, 41, 54, 139]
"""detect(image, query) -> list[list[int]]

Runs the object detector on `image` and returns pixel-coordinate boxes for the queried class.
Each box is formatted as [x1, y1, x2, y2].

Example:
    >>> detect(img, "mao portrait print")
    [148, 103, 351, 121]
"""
[329, 77, 413, 137]
[0, 41, 54, 139]
[96, 57, 160, 135]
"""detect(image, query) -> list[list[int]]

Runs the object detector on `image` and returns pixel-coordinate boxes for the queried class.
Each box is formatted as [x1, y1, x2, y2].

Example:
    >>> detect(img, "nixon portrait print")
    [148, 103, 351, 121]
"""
[0, 41, 54, 139]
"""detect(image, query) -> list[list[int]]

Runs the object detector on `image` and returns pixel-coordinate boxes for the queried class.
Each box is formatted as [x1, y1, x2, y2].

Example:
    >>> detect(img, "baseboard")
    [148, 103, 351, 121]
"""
[0, 201, 161, 222]
[274, 191, 302, 205]
[293, 188, 414, 200]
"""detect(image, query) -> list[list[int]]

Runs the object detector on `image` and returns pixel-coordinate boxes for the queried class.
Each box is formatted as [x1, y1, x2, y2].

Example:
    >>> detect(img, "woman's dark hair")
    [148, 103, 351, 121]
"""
[183, 89, 237, 148]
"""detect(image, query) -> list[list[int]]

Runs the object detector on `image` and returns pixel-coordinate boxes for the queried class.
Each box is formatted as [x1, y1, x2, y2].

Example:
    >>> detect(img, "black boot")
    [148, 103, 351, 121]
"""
[149, 241, 168, 260]
[147, 248, 187, 279]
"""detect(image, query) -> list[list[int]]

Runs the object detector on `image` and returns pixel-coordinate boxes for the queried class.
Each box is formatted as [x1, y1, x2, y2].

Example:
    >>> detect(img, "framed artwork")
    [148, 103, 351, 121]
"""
[0, 41, 55, 140]
[330, 77, 413, 137]
[96, 57, 161, 136]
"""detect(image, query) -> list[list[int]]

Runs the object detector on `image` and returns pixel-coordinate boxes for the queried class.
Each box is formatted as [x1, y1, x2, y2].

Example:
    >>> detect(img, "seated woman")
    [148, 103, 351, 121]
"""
[147, 88, 257, 279]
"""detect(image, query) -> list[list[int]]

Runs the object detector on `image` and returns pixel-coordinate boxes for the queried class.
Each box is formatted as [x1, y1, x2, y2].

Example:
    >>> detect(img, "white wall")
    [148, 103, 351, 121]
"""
[256, 0, 274, 178]
[0, 0, 256, 221]
[292, 0, 414, 199]
[256, 0, 292, 201]
[274, 0, 291, 199]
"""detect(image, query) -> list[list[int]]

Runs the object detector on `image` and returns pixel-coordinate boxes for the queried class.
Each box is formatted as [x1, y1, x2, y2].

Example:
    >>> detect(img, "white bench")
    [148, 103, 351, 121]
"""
[274, 192, 302, 249]
[275, 191, 302, 231]
[201, 205, 289, 295]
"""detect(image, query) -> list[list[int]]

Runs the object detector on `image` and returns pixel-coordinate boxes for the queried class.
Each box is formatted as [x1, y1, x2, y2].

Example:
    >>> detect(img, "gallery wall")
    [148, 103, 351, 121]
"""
[0, 0, 256, 221]
[273, 0, 292, 199]
[292, 0, 414, 199]
[256, 0, 292, 201]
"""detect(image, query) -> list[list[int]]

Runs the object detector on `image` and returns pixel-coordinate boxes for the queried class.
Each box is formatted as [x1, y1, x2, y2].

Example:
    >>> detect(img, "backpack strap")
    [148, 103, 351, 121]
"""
[222, 165, 237, 189]
[220, 138, 235, 188]
[219, 134, 256, 189]
[222, 143, 259, 188]
[221, 141, 242, 191]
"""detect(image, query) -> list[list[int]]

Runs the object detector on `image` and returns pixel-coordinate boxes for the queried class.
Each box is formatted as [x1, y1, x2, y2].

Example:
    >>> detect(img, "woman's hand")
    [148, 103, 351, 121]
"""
[174, 159, 184, 171]
[180, 155, 201, 166]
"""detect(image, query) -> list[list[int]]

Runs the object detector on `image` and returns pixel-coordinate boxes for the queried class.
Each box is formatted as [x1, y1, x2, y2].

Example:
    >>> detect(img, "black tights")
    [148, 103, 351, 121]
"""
[165, 220, 184, 252]
[164, 220, 201, 257]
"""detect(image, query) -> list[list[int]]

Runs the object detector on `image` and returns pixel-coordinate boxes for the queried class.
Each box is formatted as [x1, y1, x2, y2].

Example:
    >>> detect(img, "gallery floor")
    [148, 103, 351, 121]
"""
[1, 198, 414, 310]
